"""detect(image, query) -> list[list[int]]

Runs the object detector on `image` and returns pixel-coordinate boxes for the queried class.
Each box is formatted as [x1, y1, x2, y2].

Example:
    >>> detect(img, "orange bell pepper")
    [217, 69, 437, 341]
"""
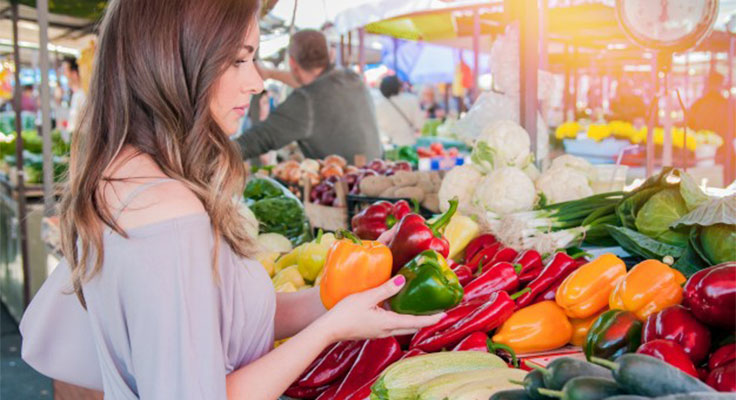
[491, 301, 573, 354]
[569, 308, 608, 346]
[555, 253, 626, 319]
[609, 259, 686, 321]
[319, 231, 393, 309]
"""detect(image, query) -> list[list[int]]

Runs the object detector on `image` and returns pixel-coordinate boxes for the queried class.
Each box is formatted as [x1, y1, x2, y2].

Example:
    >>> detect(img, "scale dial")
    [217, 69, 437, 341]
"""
[616, 0, 719, 52]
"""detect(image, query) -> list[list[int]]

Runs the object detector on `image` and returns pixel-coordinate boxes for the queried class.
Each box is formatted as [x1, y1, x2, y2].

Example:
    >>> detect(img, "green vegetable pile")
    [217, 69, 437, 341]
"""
[243, 177, 311, 246]
[1, 130, 71, 184]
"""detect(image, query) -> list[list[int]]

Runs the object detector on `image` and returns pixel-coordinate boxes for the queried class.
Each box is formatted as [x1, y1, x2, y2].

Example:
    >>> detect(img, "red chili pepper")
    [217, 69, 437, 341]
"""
[707, 361, 736, 392]
[462, 262, 522, 304]
[683, 263, 736, 329]
[642, 305, 712, 364]
[484, 247, 519, 270]
[330, 337, 403, 399]
[531, 277, 564, 305]
[710, 344, 736, 371]
[467, 243, 502, 272]
[637, 339, 699, 377]
[387, 199, 458, 273]
[515, 252, 579, 308]
[464, 234, 498, 263]
[452, 333, 520, 368]
[315, 384, 339, 400]
[351, 200, 412, 241]
[394, 333, 413, 349]
[410, 299, 487, 348]
[514, 250, 544, 285]
[343, 348, 426, 400]
[415, 290, 526, 352]
[299, 340, 363, 388]
[451, 264, 474, 287]
[284, 384, 329, 399]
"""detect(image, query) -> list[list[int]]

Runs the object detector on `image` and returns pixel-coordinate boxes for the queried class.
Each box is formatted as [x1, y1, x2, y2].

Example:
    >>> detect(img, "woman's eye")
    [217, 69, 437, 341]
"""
[234, 59, 247, 66]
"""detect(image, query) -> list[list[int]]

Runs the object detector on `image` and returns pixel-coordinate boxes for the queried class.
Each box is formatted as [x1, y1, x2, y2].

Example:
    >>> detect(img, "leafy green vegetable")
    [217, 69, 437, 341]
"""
[470, 141, 496, 173]
[700, 224, 736, 265]
[243, 177, 290, 203]
[672, 234, 710, 277]
[679, 172, 709, 211]
[672, 195, 736, 229]
[606, 225, 685, 260]
[635, 189, 689, 246]
[616, 187, 661, 230]
[250, 197, 309, 243]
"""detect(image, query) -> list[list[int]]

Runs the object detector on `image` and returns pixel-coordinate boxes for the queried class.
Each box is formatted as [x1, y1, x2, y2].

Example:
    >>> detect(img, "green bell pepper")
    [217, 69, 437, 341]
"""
[397, 146, 419, 167]
[389, 250, 464, 315]
[584, 309, 642, 361]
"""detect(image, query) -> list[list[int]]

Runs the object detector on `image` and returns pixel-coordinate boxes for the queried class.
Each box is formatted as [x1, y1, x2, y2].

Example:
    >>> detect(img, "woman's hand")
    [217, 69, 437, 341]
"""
[315, 275, 445, 343]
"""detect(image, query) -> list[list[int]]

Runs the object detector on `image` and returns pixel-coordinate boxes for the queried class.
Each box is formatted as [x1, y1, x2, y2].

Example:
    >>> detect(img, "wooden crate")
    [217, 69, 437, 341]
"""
[302, 178, 349, 232]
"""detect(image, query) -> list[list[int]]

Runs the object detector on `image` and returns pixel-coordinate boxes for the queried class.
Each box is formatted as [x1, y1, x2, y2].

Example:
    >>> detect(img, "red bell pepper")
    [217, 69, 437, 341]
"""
[462, 262, 522, 304]
[299, 340, 363, 387]
[464, 234, 497, 264]
[343, 348, 426, 400]
[642, 305, 712, 364]
[636, 339, 698, 377]
[410, 299, 488, 348]
[415, 290, 526, 352]
[483, 247, 519, 271]
[467, 242, 502, 272]
[387, 199, 457, 273]
[709, 344, 736, 371]
[683, 263, 736, 329]
[329, 337, 403, 399]
[515, 252, 579, 308]
[351, 200, 412, 241]
[284, 384, 329, 399]
[451, 263, 474, 287]
[515, 250, 544, 284]
[707, 361, 736, 392]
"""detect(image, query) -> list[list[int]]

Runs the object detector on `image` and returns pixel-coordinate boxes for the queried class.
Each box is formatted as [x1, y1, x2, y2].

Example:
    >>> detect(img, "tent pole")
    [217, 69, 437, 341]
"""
[11, 1, 32, 308]
[38, 0, 54, 216]
[472, 7, 480, 100]
[646, 54, 659, 177]
[519, 0, 539, 162]
[727, 35, 735, 184]
[358, 28, 365, 75]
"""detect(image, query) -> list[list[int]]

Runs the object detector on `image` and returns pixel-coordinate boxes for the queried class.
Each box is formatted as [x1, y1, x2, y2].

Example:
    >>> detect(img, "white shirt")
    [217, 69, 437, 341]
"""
[68, 89, 86, 133]
[374, 92, 425, 147]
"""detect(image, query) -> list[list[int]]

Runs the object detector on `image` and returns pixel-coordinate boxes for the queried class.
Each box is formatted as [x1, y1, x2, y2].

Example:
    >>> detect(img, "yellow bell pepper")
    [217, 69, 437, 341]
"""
[274, 281, 298, 293]
[255, 251, 280, 277]
[272, 265, 305, 289]
[555, 253, 626, 319]
[492, 301, 573, 354]
[569, 308, 608, 347]
[274, 246, 302, 274]
[609, 260, 686, 321]
[444, 214, 480, 260]
[296, 231, 336, 283]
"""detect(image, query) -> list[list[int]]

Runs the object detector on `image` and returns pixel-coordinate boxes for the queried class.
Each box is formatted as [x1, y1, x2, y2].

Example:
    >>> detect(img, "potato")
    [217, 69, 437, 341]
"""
[422, 193, 440, 212]
[390, 171, 419, 187]
[380, 186, 398, 198]
[416, 178, 435, 194]
[360, 175, 393, 196]
[395, 186, 425, 202]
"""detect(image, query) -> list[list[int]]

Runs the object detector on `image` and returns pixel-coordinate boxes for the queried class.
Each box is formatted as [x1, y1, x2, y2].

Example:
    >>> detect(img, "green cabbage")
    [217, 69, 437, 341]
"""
[635, 188, 689, 246]
[700, 224, 736, 265]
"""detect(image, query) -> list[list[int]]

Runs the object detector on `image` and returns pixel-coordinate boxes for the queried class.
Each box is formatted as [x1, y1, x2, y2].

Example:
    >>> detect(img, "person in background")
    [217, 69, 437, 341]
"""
[374, 75, 424, 146]
[20, 84, 38, 112]
[609, 79, 646, 124]
[688, 72, 734, 170]
[420, 84, 445, 120]
[240, 29, 382, 163]
[62, 57, 86, 136]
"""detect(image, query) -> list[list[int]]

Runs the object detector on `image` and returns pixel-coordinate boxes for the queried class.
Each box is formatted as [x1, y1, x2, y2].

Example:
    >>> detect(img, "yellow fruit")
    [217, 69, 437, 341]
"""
[255, 251, 280, 277]
[275, 281, 298, 293]
[275, 246, 303, 273]
[272, 265, 305, 289]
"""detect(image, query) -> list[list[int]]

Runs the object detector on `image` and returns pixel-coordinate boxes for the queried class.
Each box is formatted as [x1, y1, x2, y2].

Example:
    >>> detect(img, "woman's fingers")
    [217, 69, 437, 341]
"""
[362, 275, 405, 304]
[387, 312, 446, 330]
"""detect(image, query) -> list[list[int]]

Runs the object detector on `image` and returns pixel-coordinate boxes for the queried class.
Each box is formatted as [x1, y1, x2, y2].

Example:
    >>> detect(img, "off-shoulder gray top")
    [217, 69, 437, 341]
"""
[20, 188, 276, 399]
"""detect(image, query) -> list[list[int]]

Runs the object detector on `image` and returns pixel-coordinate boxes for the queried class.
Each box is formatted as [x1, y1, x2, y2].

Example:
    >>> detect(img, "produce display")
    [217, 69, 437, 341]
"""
[1, 130, 70, 184]
[354, 162, 442, 213]
[243, 177, 312, 246]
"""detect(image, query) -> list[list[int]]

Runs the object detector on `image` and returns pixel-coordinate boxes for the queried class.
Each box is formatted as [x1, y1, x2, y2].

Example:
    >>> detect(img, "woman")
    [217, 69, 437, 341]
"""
[374, 75, 424, 146]
[19, 1, 443, 399]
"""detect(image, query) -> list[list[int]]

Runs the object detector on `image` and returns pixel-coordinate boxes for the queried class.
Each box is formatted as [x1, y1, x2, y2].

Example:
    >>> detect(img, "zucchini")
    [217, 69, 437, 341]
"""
[654, 394, 736, 400]
[530, 358, 612, 390]
[605, 397, 650, 400]
[512, 369, 553, 400]
[490, 389, 533, 400]
[537, 377, 625, 400]
[370, 352, 507, 400]
[590, 354, 715, 396]
[417, 368, 525, 400]
[446, 375, 526, 400]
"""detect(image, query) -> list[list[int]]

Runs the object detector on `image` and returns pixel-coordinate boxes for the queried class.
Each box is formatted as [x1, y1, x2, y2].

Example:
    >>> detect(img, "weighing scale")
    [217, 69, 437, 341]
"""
[615, 0, 719, 176]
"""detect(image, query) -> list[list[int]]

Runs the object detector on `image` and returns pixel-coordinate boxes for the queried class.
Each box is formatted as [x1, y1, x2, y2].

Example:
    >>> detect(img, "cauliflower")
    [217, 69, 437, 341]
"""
[471, 120, 531, 172]
[473, 167, 536, 215]
[536, 166, 593, 205]
[438, 165, 483, 214]
[238, 202, 259, 239]
[549, 154, 595, 181]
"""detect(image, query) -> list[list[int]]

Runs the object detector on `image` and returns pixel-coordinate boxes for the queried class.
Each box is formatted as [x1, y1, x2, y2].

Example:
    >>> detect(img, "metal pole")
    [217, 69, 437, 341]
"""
[684, 53, 690, 106]
[38, 0, 53, 216]
[539, 0, 548, 70]
[347, 30, 352, 67]
[662, 67, 673, 168]
[393, 37, 399, 72]
[357, 28, 365, 75]
[519, 0, 539, 162]
[727, 35, 735, 184]
[564, 44, 571, 120]
[339, 35, 345, 67]
[646, 54, 659, 177]
[472, 7, 480, 99]
[11, 2, 31, 308]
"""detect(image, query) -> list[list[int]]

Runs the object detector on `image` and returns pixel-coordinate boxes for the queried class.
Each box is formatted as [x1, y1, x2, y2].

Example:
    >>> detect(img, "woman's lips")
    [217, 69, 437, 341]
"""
[233, 105, 248, 117]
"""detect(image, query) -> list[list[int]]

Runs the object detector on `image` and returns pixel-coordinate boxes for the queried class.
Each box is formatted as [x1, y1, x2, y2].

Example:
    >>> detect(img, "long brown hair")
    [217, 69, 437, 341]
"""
[60, 0, 260, 307]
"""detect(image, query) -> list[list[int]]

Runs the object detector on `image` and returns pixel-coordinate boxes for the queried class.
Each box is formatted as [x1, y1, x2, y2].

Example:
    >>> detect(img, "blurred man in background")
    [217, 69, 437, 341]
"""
[62, 57, 86, 137]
